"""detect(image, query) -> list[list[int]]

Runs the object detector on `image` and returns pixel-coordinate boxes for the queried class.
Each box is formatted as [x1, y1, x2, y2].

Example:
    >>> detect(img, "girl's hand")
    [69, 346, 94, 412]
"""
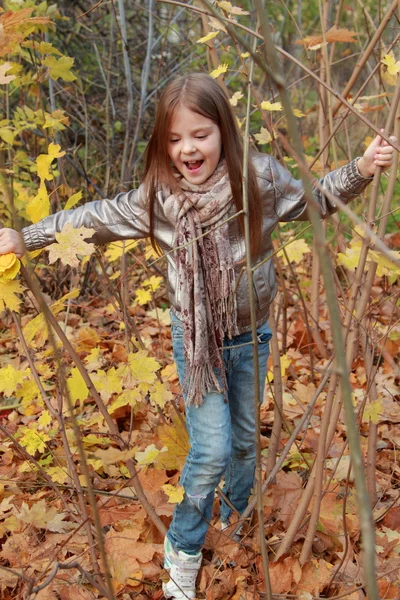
[358, 131, 397, 177]
[0, 228, 25, 258]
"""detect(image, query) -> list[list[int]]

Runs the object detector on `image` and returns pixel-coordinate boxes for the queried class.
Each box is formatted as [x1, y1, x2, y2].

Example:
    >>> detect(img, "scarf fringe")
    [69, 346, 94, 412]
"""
[184, 363, 224, 407]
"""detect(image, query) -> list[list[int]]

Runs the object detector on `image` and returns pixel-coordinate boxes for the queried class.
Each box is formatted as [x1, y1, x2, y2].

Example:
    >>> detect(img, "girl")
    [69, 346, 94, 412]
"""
[0, 73, 396, 599]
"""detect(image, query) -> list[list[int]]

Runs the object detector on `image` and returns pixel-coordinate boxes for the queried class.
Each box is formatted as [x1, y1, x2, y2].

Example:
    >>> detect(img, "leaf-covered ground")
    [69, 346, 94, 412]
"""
[0, 233, 400, 600]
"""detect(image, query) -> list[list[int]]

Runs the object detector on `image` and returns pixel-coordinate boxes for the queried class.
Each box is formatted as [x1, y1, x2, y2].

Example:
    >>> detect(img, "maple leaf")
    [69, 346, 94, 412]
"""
[150, 380, 173, 409]
[94, 447, 136, 466]
[42, 55, 77, 81]
[299, 26, 358, 49]
[127, 350, 160, 384]
[18, 426, 50, 455]
[210, 63, 228, 78]
[43, 109, 70, 131]
[255, 127, 273, 145]
[38, 410, 52, 429]
[91, 367, 123, 402]
[197, 31, 219, 44]
[208, 16, 227, 32]
[293, 108, 306, 117]
[36, 142, 65, 182]
[16, 379, 41, 409]
[363, 400, 382, 424]
[108, 388, 142, 414]
[143, 275, 163, 291]
[47, 222, 96, 268]
[46, 466, 69, 485]
[229, 91, 243, 106]
[381, 53, 400, 76]
[18, 499, 70, 532]
[156, 419, 190, 471]
[162, 484, 185, 504]
[0, 364, 26, 395]
[64, 190, 82, 210]
[66, 367, 89, 404]
[135, 443, 167, 467]
[277, 238, 310, 264]
[217, 1, 249, 15]
[105, 527, 158, 585]
[261, 100, 283, 112]
[105, 239, 138, 262]
[0, 62, 16, 84]
[22, 40, 63, 56]
[135, 287, 152, 305]
[26, 184, 50, 223]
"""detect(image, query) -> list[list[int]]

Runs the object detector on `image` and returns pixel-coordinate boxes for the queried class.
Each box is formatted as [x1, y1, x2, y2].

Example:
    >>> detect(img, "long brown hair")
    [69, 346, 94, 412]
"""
[143, 73, 262, 259]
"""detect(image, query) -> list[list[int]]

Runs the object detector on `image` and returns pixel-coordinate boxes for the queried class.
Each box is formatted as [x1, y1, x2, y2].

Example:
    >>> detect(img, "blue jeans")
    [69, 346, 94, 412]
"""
[167, 312, 272, 554]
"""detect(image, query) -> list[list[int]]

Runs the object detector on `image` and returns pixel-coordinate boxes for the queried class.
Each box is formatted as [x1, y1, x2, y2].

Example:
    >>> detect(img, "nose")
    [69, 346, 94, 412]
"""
[181, 138, 196, 155]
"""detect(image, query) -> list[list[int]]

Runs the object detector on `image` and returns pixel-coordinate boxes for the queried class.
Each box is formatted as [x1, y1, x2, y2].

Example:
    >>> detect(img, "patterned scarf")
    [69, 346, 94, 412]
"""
[163, 160, 239, 406]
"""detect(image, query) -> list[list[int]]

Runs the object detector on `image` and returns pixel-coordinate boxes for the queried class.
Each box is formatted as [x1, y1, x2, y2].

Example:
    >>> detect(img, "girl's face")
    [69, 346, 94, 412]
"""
[168, 104, 222, 185]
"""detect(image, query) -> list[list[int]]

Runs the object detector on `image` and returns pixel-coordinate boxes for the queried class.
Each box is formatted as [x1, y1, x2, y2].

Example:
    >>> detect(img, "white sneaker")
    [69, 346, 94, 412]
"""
[162, 537, 202, 599]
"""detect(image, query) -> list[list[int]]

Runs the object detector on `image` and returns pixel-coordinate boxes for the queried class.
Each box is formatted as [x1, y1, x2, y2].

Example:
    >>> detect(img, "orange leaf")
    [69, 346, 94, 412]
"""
[297, 26, 358, 49]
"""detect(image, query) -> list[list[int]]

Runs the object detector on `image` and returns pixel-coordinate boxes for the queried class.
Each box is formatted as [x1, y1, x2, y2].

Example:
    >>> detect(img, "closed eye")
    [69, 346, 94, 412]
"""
[196, 135, 207, 139]
[169, 139, 179, 143]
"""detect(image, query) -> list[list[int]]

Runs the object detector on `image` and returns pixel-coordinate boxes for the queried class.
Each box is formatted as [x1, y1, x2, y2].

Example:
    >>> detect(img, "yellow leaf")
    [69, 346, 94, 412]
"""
[0, 252, 17, 274]
[210, 63, 228, 79]
[0, 278, 23, 312]
[47, 222, 96, 268]
[261, 100, 283, 112]
[66, 367, 89, 404]
[38, 410, 52, 429]
[156, 419, 190, 471]
[0, 62, 16, 84]
[18, 500, 70, 532]
[16, 380, 41, 409]
[293, 108, 305, 118]
[127, 351, 160, 384]
[64, 190, 82, 210]
[26, 185, 50, 223]
[197, 31, 219, 44]
[254, 127, 273, 145]
[142, 275, 163, 291]
[217, 1, 249, 15]
[43, 109, 69, 131]
[277, 238, 310, 264]
[135, 444, 166, 467]
[0, 127, 15, 145]
[91, 367, 123, 402]
[105, 239, 138, 262]
[108, 389, 142, 414]
[42, 55, 77, 81]
[381, 53, 400, 76]
[268, 353, 291, 382]
[362, 401, 382, 424]
[240, 52, 250, 58]
[162, 484, 185, 504]
[0, 364, 26, 395]
[208, 16, 227, 32]
[94, 447, 136, 466]
[46, 466, 69, 485]
[150, 380, 173, 409]
[18, 427, 50, 455]
[229, 91, 243, 106]
[135, 287, 151, 305]
[36, 142, 65, 182]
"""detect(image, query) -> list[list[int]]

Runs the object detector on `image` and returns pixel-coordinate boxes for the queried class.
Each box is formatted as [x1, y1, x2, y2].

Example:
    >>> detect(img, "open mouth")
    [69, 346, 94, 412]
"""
[185, 160, 203, 172]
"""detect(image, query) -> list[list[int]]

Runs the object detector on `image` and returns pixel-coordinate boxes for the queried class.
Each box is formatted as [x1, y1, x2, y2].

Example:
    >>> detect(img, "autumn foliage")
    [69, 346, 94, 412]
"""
[0, 1, 400, 599]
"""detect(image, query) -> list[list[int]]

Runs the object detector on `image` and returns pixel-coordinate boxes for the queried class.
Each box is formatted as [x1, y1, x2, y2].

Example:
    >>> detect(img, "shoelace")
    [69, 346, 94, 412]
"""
[170, 559, 199, 588]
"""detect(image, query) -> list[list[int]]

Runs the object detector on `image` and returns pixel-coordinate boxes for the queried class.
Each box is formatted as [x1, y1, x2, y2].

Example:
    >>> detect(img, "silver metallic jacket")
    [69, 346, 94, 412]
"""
[22, 154, 372, 333]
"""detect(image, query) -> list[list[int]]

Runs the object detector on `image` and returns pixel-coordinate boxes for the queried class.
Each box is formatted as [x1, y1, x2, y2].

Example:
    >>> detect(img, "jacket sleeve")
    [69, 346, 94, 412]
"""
[22, 185, 150, 251]
[269, 156, 373, 222]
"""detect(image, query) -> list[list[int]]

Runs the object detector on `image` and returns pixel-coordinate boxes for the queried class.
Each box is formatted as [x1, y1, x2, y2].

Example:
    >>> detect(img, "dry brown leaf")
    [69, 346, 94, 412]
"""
[297, 26, 358, 48]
